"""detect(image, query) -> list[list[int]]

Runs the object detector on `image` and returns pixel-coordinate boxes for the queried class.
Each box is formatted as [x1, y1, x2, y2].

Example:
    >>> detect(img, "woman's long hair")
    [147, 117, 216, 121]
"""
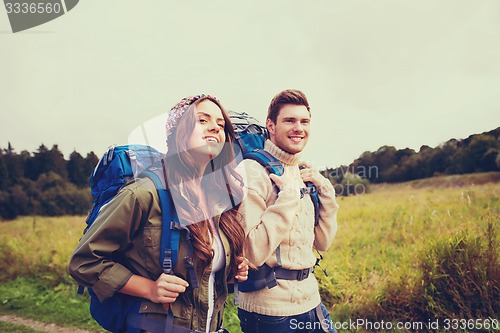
[165, 96, 245, 278]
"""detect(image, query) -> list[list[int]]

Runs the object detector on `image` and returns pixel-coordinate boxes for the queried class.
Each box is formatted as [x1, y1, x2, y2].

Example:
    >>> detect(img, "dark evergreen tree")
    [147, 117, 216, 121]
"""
[0, 150, 9, 191]
[25, 144, 48, 180]
[67, 151, 88, 187]
[26, 144, 68, 180]
[454, 134, 499, 173]
[2, 143, 28, 185]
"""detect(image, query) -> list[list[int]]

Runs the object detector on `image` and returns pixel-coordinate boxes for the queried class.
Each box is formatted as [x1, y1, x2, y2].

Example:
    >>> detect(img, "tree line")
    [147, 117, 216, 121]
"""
[0, 143, 98, 219]
[322, 127, 500, 187]
[1, 127, 499, 218]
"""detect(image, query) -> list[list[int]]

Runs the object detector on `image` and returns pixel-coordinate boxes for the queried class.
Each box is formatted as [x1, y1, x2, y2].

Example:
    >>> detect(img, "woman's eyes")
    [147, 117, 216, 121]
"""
[198, 117, 225, 128]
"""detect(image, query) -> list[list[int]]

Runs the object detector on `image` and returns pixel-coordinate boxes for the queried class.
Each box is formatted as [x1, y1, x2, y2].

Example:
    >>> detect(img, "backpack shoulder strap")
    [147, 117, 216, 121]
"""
[141, 162, 199, 288]
[243, 149, 284, 267]
[298, 186, 320, 226]
[311, 190, 320, 226]
[140, 168, 179, 275]
[244, 149, 284, 176]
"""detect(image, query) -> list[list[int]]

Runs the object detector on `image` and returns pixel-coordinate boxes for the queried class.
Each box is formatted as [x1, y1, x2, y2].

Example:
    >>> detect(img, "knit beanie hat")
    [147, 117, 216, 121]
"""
[165, 94, 218, 151]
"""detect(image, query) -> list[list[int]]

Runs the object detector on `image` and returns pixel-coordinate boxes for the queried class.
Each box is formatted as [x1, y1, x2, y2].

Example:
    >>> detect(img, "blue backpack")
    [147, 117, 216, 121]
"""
[81, 144, 199, 332]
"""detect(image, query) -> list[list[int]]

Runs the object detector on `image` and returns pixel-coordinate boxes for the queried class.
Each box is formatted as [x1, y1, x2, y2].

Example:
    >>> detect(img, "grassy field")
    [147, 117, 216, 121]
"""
[320, 176, 499, 327]
[0, 173, 498, 332]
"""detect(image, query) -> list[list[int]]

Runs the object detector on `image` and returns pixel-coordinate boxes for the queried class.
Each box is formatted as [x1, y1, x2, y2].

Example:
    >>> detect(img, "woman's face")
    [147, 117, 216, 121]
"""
[187, 99, 227, 160]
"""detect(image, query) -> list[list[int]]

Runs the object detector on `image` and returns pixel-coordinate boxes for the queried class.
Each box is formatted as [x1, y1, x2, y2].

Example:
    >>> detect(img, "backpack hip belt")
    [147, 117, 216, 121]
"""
[274, 266, 313, 281]
[238, 264, 315, 293]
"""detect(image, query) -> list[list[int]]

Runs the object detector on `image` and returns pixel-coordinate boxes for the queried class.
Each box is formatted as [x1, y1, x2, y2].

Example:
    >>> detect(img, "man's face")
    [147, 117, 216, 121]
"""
[267, 104, 310, 154]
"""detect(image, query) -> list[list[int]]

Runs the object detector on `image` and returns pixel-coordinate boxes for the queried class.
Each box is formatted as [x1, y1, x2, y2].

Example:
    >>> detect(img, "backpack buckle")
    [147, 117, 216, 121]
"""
[184, 256, 199, 288]
[300, 184, 318, 199]
[163, 249, 173, 274]
[307, 184, 317, 194]
[184, 256, 194, 268]
[297, 268, 311, 281]
[163, 258, 173, 274]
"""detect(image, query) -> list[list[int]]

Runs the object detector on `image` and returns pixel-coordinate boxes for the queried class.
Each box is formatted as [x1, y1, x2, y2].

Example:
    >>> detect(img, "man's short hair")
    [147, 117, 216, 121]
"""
[267, 89, 310, 123]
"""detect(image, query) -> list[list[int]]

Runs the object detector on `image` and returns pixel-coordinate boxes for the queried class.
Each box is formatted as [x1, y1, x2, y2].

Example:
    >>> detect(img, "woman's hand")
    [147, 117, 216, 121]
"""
[119, 273, 188, 312]
[150, 273, 189, 304]
[234, 257, 249, 282]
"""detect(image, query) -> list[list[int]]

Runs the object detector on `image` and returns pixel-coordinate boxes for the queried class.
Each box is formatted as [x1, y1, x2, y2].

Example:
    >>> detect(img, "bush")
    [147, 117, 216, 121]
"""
[373, 222, 499, 325]
[333, 172, 371, 196]
[419, 223, 499, 321]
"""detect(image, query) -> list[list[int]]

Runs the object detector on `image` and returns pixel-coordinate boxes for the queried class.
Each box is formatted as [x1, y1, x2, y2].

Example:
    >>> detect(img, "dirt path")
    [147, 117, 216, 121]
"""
[0, 314, 95, 333]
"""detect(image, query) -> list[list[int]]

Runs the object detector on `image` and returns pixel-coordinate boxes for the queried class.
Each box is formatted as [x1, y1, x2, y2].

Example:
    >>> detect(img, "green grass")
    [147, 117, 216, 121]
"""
[0, 173, 498, 332]
[0, 216, 84, 283]
[320, 179, 499, 326]
[223, 295, 241, 333]
[0, 277, 104, 332]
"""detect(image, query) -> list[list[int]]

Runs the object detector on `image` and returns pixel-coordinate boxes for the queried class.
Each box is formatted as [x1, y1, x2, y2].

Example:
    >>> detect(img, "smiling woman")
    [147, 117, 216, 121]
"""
[187, 100, 227, 163]
[68, 94, 249, 333]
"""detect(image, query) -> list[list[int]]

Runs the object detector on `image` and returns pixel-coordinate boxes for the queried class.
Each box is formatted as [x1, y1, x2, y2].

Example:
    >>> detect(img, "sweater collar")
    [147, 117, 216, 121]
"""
[264, 140, 300, 166]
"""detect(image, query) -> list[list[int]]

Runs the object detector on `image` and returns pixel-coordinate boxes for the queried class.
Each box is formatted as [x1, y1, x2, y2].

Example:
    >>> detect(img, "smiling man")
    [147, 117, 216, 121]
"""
[236, 89, 339, 333]
[266, 102, 310, 154]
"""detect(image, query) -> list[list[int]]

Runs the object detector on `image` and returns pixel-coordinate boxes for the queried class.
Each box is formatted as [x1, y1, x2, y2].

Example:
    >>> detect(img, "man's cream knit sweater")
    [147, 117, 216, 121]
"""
[237, 140, 339, 316]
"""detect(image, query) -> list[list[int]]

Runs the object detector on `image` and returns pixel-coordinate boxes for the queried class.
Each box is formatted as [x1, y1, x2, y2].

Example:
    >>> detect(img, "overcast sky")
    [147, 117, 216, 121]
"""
[1, 0, 499, 168]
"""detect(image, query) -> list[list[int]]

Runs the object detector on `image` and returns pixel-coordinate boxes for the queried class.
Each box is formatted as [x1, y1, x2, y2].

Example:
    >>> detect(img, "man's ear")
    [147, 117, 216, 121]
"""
[266, 118, 275, 136]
